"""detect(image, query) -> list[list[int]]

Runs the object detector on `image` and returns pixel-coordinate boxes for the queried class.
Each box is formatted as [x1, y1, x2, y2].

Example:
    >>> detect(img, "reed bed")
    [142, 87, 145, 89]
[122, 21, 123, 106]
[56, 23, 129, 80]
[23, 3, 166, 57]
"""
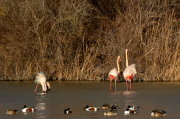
[0, 0, 180, 81]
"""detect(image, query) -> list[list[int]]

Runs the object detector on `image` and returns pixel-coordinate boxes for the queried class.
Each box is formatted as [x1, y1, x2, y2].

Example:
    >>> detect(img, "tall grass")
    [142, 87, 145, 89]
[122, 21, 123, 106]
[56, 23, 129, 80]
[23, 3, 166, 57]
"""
[0, 0, 180, 81]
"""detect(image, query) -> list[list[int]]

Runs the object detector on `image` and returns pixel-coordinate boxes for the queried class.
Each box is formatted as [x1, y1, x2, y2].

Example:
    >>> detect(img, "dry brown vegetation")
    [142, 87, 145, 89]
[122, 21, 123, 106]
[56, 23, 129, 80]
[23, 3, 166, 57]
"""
[0, 0, 180, 81]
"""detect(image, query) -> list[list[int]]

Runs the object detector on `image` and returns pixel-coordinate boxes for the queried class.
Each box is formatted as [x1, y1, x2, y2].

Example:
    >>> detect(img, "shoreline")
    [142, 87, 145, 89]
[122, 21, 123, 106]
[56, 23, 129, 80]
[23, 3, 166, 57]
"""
[0, 79, 179, 82]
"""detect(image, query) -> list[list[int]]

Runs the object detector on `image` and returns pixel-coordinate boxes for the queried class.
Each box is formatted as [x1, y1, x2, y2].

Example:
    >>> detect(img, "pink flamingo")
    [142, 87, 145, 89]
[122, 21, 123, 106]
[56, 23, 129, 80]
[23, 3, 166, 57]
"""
[108, 56, 121, 91]
[34, 71, 50, 93]
[123, 49, 137, 91]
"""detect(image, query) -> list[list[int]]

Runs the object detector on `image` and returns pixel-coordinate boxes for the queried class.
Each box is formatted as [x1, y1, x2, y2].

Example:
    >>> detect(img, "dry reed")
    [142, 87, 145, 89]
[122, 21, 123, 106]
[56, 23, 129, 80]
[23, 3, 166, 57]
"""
[0, 0, 180, 81]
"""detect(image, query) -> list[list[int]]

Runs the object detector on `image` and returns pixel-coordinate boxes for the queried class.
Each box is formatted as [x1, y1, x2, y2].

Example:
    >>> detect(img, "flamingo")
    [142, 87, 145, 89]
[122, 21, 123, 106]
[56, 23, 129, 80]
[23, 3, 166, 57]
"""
[34, 71, 50, 93]
[108, 56, 121, 91]
[123, 49, 137, 91]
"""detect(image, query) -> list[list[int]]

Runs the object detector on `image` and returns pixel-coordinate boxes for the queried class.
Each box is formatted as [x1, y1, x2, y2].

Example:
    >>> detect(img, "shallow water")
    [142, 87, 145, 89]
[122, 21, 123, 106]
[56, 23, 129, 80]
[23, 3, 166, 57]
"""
[0, 81, 180, 119]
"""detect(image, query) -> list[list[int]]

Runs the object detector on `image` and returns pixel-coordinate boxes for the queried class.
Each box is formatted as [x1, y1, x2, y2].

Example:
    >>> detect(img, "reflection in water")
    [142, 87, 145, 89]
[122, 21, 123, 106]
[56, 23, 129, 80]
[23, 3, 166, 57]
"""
[122, 90, 139, 114]
[35, 93, 48, 101]
[36, 93, 48, 96]
[35, 93, 49, 118]
[109, 91, 122, 95]
[36, 103, 47, 118]
[23, 111, 35, 115]
[109, 90, 137, 96]
[123, 91, 136, 96]
[36, 103, 46, 110]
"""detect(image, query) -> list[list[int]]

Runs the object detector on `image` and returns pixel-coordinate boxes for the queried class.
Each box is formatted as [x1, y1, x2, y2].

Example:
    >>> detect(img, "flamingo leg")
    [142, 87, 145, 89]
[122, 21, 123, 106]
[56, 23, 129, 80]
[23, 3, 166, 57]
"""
[115, 80, 116, 91]
[110, 80, 111, 91]
[42, 85, 44, 93]
[130, 82, 131, 91]
[34, 84, 38, 93]
[126, 80, 128, 91]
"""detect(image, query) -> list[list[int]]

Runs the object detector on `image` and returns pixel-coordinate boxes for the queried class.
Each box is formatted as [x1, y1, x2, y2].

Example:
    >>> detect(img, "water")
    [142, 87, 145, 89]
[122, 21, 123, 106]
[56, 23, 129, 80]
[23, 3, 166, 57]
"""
[0, 81, 180, 119]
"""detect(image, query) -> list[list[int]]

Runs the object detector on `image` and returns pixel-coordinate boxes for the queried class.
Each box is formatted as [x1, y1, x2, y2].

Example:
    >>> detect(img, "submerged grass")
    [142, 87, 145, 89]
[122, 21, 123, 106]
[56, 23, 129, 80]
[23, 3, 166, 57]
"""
[0, 0, 180, 81]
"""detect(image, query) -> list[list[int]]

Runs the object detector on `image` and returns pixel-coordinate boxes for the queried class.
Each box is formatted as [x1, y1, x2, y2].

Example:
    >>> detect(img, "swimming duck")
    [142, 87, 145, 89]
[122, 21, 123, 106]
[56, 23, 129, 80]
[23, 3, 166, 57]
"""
[127, 105, 139, 111]
[111, 103, 119, 110]
[151, 109, 166, 117]
[64, 108, 72, 114]
[84, 105, 99, 111]
[6, 109, 18, 115]
[104, 109, 117, 116]
[124, 105, 139, 114]
[124, 108, 137, 114]
[22, 105, 35, 112]
[101, 103, 110, 109]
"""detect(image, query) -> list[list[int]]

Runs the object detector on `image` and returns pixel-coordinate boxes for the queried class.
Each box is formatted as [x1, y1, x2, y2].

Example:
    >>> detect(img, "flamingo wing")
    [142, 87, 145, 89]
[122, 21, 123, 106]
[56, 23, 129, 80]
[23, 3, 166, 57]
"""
[123, 64, 137, 81]
[35, 72, 47, 84]
[108, 68, 118, 80]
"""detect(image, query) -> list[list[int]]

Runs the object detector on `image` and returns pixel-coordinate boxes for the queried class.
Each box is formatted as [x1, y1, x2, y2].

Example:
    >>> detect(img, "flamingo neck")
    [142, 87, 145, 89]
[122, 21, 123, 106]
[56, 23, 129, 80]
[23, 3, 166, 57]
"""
[126, 49, 128, 67]
[117, 57, 120, 74]
[41, 83, 47, 92]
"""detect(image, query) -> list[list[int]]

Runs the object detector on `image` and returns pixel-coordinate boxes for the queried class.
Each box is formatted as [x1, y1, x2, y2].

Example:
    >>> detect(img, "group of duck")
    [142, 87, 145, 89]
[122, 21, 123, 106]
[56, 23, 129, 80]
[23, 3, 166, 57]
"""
[64, 103, 166, 117]
[6, 105, 35, 115]
[63, 103, 119, 115]
[6, 103, 166, 117]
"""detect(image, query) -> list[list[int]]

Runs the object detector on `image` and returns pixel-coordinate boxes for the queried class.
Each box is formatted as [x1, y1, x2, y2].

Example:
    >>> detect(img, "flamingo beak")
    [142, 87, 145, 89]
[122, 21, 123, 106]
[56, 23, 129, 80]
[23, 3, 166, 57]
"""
[34, 80, 37, 83]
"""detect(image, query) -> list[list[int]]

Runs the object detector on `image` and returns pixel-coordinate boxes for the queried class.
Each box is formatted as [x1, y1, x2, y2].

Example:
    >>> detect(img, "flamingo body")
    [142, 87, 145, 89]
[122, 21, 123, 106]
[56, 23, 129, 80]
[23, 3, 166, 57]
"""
[34, 72, 47, 84]
[109, 68, 118, 81]
[34, 71, 50, 93]
[123, 64, 137, 82]
[109, 68, 118, 91]
[109, 75, 116, 81]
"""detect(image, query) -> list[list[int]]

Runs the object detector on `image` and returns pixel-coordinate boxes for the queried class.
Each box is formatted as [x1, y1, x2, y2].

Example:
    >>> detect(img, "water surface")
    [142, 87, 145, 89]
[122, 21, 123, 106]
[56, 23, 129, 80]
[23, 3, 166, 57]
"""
[0, 81, 179, 119]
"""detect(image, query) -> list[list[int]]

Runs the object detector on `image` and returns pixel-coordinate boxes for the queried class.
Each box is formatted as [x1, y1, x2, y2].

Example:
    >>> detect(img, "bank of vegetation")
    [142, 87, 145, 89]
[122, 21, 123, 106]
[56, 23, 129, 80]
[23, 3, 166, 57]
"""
[0, 0, 180, 81]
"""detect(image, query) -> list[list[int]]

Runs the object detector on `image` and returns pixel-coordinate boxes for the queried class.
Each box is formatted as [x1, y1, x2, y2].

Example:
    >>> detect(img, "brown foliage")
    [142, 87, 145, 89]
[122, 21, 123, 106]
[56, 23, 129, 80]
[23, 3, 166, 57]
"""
[0, 0, 180, 81]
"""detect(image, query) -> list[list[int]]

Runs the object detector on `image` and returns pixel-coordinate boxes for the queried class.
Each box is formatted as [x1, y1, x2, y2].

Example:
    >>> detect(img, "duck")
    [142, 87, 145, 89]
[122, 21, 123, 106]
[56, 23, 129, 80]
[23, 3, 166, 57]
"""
[22, 105, 35, 112]
[124, 108, 137, 114]
[101, 103, 110, 109]
[84, 105, 99, 111]
[151, 109, 166, 117]
[127, 105, 139, 111]
[124, 105, 139, 114]
[111, 103, 119, 110]
[6, 109, 18, 115]
[64, 108, 72, 114]
[104, 109, 117, 116]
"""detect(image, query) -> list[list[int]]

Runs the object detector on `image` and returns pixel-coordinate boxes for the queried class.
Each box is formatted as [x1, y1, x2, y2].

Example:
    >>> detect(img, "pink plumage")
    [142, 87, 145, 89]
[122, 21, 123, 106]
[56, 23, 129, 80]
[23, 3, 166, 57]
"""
[123, 49, 137, 91]
[34, 71, 50, 93]
[123, 64, 137, 82]
[108, 68, 118, 81]
[108, 56, 121, 91]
